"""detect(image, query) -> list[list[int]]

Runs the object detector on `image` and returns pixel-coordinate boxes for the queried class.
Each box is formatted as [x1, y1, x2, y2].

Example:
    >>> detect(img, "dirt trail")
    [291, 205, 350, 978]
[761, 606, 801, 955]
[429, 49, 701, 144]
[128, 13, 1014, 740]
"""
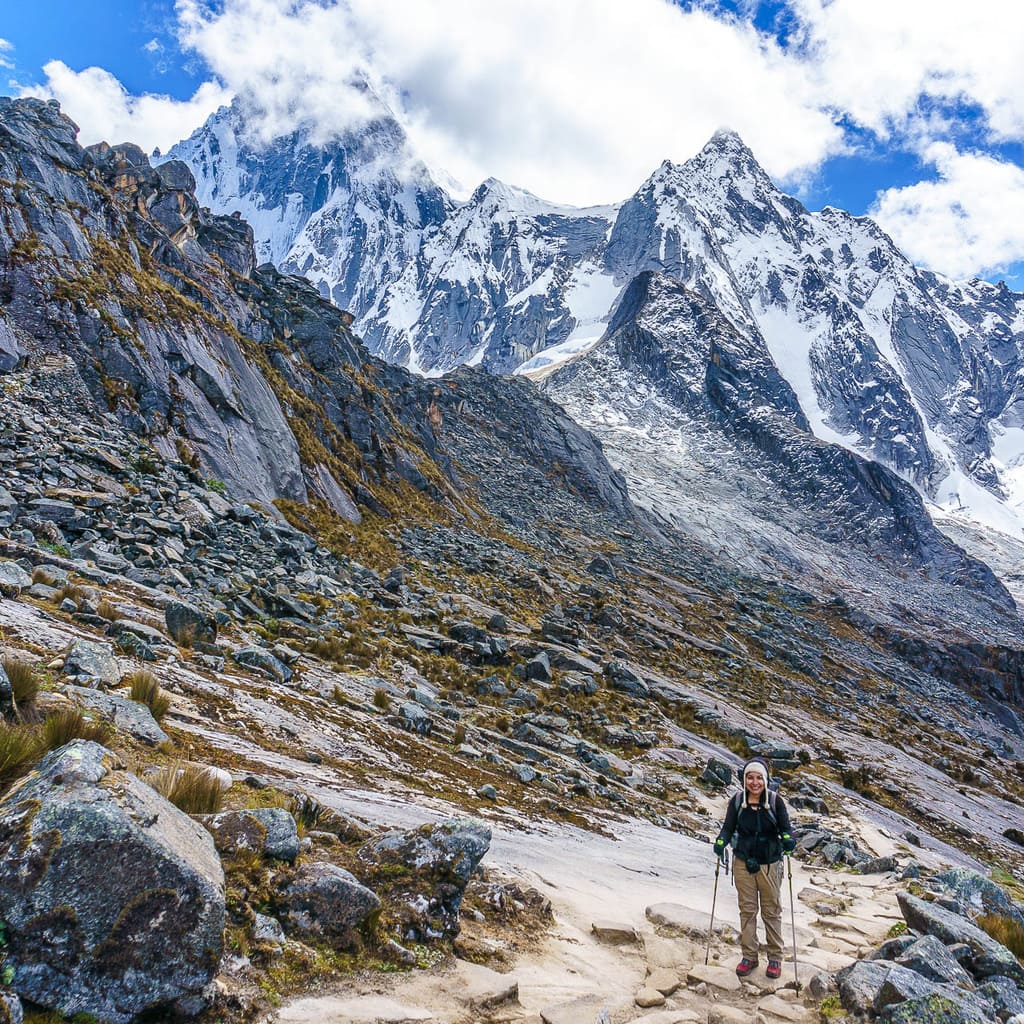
[277, 800, 911, 1024]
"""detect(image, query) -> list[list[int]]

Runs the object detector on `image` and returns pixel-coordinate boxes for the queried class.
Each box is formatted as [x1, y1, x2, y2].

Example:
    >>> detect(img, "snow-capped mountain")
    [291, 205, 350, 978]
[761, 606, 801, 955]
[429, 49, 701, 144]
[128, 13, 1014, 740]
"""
[168, 108, 1024, 538]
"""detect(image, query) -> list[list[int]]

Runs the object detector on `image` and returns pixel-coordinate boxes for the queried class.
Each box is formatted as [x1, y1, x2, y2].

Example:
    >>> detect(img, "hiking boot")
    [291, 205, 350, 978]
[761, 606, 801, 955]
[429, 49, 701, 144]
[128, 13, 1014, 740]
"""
[735, 958, 758, 977]
[766, 960, 782, 979]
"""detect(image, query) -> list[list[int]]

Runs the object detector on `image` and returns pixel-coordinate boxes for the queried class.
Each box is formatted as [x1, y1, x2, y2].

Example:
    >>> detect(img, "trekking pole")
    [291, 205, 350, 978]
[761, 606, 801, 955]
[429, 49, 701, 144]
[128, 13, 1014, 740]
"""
[705, 850, 722, 965]
[786, 854, 801, 991]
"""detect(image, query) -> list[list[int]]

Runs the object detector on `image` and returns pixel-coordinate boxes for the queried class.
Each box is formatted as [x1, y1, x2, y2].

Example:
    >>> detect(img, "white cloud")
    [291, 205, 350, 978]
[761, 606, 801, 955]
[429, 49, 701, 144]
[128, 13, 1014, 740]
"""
[144, 39, 163, 54]
[871, 143, 1024, 280]
[12, 0, 1024, 280]
[786, 0, 1024, 143]
[0, 37, 13, 70]
[18, 60, 230, 152]
[175, 0, 843, 204]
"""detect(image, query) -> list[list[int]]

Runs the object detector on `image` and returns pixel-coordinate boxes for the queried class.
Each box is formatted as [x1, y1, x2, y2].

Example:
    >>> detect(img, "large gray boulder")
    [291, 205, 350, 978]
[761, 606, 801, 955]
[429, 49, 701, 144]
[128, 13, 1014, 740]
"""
[0, 741, 225, 1023]
[358, 818, 491, 941]
[899, 892, 1024, 983]
[281, 862, 381, 941]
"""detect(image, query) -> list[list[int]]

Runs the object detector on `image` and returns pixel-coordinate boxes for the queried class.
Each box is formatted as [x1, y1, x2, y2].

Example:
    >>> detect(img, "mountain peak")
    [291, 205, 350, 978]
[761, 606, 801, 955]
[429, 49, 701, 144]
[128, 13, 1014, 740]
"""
[696, 127, 760, 168]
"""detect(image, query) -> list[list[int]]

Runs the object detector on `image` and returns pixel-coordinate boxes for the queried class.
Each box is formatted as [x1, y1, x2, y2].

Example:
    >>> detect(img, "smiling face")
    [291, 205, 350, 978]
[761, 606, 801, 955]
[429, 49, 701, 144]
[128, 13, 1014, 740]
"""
[745, 770, 765, 798]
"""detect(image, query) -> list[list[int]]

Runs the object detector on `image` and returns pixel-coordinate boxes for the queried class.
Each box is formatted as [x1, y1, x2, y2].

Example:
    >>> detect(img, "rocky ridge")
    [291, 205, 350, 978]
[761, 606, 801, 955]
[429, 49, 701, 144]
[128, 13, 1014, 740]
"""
[170, 106, 1024, 539]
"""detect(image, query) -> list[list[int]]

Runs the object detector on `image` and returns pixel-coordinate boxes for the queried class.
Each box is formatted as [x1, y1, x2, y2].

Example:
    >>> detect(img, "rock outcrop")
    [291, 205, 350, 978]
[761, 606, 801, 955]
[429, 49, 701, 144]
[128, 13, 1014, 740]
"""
[0, 741, 225, 1023]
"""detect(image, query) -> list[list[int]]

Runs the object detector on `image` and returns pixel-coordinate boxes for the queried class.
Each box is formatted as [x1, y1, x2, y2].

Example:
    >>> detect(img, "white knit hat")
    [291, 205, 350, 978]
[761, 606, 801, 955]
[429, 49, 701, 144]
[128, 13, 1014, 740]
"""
[742, 759, 769, 807]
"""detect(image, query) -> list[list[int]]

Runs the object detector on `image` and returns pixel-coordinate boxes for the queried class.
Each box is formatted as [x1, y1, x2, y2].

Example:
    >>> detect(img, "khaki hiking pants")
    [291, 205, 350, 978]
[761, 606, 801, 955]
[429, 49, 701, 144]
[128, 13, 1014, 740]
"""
[733, 860, 784, 961]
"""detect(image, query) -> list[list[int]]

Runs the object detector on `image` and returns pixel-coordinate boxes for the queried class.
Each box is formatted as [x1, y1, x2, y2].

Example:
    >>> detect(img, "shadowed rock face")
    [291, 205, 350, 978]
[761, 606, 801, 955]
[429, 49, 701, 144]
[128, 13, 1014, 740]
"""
[549, 272, 1013, 609]
[0, 741, 225, 1023]
[0, 97, 634, 530]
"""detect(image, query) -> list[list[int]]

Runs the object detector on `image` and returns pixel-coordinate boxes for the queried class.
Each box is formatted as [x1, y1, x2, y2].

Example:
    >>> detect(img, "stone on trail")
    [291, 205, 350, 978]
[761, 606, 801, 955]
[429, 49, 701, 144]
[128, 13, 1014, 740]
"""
[277, 995, 434, 1022]
[709, 1006, 755, 1023]
[646, 966, 682, 995]
[635, 986, 666, 1007]
[686, 963, 743, 992]
[755, 993, 809, 1021]
[898, 892, 1024, 983]
[631, 1011, 703, 1023]
[0, 741, 224, 1023]
[646, 901, 732, 939]
[452, 960, 519, 1010]
[591, 919, 639, 943]
[643, 934, 690, 969]
[539, 996, 613, 1024]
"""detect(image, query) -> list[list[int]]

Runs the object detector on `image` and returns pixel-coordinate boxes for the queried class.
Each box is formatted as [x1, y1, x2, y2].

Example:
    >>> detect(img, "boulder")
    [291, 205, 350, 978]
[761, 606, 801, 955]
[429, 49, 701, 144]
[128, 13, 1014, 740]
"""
[896, 934, 974, 987]
[231, 646, 291, 682]
[65, 685, 168, 746]
[358, 818, 491, 941]
[837, 959, 894, 1015]
[877, 992, 998, 1023]
[898, 892, 1024, 982]
[164, 601, 217, 646]
[201, 808, 300, 862]
[874, 965, 946, 1012]
[0, 662, 13, 719]
[932, 868, 1024, 928]
[0, 561, 31, 598]
[0, 741, 224, 1023]
[63, 639, 121, 686]
[281, 862, 381, 941]
[976, 976, 1024, 1019]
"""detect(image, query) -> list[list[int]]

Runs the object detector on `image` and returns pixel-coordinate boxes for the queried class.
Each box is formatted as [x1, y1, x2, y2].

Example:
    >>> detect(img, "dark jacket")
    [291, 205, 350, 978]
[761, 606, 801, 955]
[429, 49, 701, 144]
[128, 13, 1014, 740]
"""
[716, 793, 792, 866]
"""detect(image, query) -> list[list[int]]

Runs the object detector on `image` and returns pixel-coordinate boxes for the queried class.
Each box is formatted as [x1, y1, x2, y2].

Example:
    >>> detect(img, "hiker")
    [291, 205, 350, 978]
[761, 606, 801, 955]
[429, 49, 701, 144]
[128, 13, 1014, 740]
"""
[713, 757, 796, 979]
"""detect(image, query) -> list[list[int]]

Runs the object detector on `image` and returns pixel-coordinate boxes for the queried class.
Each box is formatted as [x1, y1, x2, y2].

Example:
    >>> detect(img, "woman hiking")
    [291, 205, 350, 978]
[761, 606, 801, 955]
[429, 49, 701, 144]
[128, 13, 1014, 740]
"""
[713, 757, 796, 978]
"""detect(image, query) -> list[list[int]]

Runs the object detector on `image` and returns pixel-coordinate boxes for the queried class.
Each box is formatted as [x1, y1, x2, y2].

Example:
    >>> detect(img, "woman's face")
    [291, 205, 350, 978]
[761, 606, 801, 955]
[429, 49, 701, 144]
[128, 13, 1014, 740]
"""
[745, 771, 765, 795]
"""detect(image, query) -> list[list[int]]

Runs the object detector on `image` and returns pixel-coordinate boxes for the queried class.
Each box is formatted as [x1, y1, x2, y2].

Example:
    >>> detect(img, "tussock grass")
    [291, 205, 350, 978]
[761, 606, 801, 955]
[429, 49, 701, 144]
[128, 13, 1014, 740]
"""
[977, 913, 1024, 960]
[151, 763, 225, 814]
[31, 566, 56, 586]
[53, 583, 85, 605]
[127, 669, 171, 722]
[41, 707, 111, 750]
[372, 687, 391, 711]
[0, 722, 41, 790]
[2, 656, 39, 718]
[96, 598, 121, 621]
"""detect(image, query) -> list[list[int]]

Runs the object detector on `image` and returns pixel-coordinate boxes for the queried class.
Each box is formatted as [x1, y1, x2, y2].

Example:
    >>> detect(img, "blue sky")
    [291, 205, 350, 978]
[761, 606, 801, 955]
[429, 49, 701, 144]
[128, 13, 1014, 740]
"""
[4, 0, 1024, 289]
